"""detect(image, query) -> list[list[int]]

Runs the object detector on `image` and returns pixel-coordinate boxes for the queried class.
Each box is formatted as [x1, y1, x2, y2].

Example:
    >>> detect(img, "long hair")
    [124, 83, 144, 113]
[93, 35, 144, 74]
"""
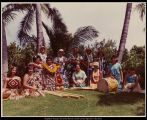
[7, 64, 18, 77]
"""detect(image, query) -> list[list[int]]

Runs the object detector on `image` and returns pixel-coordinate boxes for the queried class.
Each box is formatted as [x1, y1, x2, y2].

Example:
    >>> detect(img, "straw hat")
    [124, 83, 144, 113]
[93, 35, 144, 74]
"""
[93, 62, 99, 67]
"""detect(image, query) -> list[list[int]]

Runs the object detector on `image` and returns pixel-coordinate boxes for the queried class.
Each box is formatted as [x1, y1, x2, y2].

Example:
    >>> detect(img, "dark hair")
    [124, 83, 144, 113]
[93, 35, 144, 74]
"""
[33, 55, 42, 62]
[46, 56, 53, 62]
[26, 65, 34, 73]
[7, 65, 18, 77]
[111, 55, 118, 62]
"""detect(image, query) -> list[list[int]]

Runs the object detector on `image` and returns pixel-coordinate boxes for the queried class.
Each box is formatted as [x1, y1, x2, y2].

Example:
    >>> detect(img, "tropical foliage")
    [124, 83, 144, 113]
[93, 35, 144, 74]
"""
[43, 8, 99, 56]
[2, 3, 145, 89]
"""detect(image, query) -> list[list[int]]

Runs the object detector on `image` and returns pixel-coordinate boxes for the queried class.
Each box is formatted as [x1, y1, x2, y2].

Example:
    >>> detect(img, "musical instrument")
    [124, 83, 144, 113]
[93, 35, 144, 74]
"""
[97, 77, 118, 93]
[44, 90, 85, 99]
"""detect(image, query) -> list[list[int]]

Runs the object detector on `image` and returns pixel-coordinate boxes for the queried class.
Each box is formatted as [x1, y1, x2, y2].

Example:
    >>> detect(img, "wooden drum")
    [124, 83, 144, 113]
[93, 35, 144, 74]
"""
[97, 77, 118, 93]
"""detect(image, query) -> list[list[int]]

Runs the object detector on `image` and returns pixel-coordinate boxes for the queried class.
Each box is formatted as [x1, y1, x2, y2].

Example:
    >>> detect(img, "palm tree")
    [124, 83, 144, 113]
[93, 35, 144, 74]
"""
[17, 3, 55, 53]
[43, 8, 99, 56]
[2, 4, 31, 78]
[2, 3, 54, 77]
[2, 21, 8, 78]
[118, 3, 132, 63]
[43, 24, 99, 56]
[36, 4, 44, 52]
[42, 8, 71, 56]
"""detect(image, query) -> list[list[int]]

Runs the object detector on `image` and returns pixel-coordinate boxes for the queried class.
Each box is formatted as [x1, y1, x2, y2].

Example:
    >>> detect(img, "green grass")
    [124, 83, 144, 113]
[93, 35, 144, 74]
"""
[2, 90, 145, 116]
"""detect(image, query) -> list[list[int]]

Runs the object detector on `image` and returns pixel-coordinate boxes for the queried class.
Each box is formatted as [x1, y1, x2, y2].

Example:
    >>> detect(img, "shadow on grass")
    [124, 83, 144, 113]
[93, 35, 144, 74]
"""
[97, 92, 145, 106]
[135, 103, 145, 115]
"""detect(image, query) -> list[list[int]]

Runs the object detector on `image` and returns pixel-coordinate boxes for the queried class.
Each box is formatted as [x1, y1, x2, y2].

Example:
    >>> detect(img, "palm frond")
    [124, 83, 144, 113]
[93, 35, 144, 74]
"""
[3, 12, 17, 24]
[52, 8, 68, 33]
[73, 26, 99, 46]
[135, 3, 145, 21]
[20, 10, 34, 33]
[18, 31, 37, 46]
[2, 4, 31, 24]
[41, 4, 55, 20]
[17, 10, 35, 45]
[42, 22, 54, 39]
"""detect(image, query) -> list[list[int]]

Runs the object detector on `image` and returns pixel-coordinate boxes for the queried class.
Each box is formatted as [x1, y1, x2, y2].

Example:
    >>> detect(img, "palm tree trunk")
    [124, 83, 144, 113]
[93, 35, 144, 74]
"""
[118, 3, 132, 63]
[36, 4, 44, 53]
[2, 21, 8, 78]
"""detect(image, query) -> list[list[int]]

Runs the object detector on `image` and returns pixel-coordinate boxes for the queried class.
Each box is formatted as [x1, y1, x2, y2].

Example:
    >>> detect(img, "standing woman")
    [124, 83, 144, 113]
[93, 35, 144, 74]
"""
[43, 57, 56, 91]
[28, 55, 43, 90]
[83, 48, 94, 86]
[109, 55, 123, 92]
[3, 65, 23, 100]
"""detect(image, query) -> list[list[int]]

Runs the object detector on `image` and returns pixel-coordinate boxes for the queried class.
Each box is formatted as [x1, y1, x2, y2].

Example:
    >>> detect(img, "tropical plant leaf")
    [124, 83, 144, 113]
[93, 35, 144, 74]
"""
[42, 22, 54, 38]
[2, 4, 31, 24]
[17, 9, 35, 45]
[41, 4, 55, 20]
[51, 8, 68, 33]
[135, 3, 145, 21]
[73, 26, 99, 47]
[18, 31, 37, 47]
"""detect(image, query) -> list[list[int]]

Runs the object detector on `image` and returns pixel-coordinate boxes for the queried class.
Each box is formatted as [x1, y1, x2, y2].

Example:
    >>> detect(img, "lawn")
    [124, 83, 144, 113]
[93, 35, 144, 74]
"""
[2, 90, 145, 116]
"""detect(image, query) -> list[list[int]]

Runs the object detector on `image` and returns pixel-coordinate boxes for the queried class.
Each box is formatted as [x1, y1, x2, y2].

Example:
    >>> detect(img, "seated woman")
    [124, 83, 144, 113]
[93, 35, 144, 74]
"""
[91, 62, 101, 89]
[22, 65, 45, 97]
[3, 65, 23, 100]
[123, 67, 142, 93]
[72, 64, 87, 87]
[42, 57, 56, 91]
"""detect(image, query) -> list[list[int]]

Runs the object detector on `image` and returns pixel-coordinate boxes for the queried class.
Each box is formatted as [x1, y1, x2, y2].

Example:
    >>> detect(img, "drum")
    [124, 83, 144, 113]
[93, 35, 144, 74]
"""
[97, 77, 118, 93]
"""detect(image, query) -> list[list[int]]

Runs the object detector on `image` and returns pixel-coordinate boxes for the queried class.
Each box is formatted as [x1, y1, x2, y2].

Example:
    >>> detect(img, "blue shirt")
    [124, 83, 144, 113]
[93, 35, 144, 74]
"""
[127, 75, 138, 83]
[110, 63, 122, 81]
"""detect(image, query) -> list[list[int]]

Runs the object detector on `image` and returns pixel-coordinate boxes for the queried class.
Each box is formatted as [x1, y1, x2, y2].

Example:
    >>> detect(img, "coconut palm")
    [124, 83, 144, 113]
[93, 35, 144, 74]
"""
[17, 3, 55, 53]
[2, 3, 54, 76]
[42, 8, 72, 56]
[43, 8, 99, 56]
[118, 3, 146, 63]
[2, 4, 31, 77]
[117, 3, 132, 63]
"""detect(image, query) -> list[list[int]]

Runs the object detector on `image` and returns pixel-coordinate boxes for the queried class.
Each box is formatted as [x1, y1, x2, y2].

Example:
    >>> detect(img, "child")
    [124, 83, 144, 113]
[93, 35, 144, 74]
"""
[55, 67, 64, 90]
[123, 67, 142, 93]
[38, 46, 47, 63]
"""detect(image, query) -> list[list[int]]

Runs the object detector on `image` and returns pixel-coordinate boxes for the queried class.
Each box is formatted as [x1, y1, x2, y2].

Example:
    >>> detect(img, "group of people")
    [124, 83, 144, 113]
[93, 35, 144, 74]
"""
[2, 46, 143, 100]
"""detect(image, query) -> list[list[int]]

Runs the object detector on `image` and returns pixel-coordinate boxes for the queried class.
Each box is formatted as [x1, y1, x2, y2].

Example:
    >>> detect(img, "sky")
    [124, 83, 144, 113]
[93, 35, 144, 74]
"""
[1, 2, 146, 51]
